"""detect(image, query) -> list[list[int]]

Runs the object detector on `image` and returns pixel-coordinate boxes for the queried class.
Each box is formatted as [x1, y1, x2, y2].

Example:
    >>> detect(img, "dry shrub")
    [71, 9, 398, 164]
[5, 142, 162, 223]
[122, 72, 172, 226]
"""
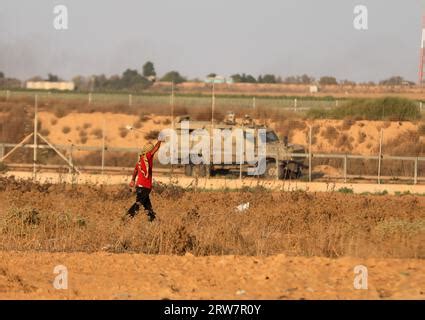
[383, 120, 391, 129]
[275, 119, 306, 140]
[133, 120, 143, 129]
[39, 128, 50, 136]
[91, 128, 103, 139]
[83, 123, 92, 129]
[0, 180, 423, 258]
[303, 125, 320, 145]
[323, 126, 338, 142]
[62, 126, 71, 134]
[50, 118, 58, 125]
[53, 106, 68, 118]
[119, 127, 128, 138]
[79, 129, 87, 138]
[162, 118, 171, 125]
[79, 130, 88, 144]
[145, 130, 159, 140]
[382, 130, 425, 156]
[139, 113, 151, 122]
[335, 133, 353, 151]
[341, 118, 356, 131]
[77, 151, 138, 167]
[358, 131, 367, 144]
[418, 123, 425, 136]
[0, 105, 32, 143]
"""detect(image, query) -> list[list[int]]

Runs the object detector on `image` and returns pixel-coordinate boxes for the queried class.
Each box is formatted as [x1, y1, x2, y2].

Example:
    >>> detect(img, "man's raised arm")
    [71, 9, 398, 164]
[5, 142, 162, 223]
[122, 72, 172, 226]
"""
[151, 140, 162, 156]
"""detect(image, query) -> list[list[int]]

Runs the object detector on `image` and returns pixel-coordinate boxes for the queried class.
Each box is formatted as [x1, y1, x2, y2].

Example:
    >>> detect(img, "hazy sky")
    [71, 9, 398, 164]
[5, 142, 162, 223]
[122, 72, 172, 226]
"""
[0, 0, 424, 82]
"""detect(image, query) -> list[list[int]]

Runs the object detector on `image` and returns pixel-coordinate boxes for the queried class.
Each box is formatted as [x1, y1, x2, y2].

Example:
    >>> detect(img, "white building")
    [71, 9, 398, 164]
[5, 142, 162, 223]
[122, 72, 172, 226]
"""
[26, 81, 75, 91]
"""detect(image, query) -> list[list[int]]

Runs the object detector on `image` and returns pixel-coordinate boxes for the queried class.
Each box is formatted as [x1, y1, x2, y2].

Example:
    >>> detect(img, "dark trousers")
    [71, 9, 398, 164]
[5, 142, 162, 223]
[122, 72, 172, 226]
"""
[127, 187, 155, 218]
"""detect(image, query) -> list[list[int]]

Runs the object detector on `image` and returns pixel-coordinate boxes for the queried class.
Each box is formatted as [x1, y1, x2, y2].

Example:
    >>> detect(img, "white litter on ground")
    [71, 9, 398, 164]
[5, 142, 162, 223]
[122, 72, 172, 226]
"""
[236, 202, 250, 212]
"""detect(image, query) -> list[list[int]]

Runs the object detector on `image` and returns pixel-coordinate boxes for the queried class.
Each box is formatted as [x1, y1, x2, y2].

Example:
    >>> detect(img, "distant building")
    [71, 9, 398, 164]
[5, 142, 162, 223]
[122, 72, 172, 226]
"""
[204, 76, 233, 84]
[26, 81, 75, 91]
[309, 85, 319, 94]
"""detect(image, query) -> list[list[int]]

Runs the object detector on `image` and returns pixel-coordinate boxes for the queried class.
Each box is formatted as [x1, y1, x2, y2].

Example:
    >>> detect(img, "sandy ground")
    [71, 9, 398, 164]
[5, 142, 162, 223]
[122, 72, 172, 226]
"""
[0, 252, 423, 300]
[37, 112, 420, 156]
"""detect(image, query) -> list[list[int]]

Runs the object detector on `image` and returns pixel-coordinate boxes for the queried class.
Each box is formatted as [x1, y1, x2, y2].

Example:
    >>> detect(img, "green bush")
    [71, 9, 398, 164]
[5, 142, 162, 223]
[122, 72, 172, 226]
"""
[337, 187, 354, 194]
[0, 162, 8, 173]
[307, 97, 420, 121]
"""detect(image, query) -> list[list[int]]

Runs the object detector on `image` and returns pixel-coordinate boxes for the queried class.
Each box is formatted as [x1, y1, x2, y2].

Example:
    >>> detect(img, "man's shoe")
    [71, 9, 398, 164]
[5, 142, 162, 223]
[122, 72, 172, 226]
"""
[147, 212, 156, 222]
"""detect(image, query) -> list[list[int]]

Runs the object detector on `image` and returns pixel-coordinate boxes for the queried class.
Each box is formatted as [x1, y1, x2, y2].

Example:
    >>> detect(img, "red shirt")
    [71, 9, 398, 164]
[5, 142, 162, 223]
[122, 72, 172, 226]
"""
[132, 142, 161, 189]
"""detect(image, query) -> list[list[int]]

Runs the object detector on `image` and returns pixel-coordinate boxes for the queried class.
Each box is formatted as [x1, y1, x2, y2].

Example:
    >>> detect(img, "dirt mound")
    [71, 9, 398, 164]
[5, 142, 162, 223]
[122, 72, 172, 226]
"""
[313, 165, 342, 177]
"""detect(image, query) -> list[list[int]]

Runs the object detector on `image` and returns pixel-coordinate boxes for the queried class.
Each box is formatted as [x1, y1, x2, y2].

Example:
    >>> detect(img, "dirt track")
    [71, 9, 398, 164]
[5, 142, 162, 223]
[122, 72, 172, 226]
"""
[1, 252, 424, 300]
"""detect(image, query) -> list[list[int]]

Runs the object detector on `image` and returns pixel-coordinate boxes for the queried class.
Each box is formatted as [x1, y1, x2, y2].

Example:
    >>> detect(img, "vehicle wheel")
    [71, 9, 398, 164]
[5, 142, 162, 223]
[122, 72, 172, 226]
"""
[282, 163, 302, 180]
[265, 161, 279, 179]
[198, 164, 210, 177]
[184, 164, 193, 177]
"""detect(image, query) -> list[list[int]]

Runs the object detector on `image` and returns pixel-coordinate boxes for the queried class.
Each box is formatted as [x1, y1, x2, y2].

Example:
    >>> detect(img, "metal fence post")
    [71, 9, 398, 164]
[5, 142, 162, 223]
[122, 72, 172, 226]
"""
[344, 154, 347, 183]
[414, 157, 418, 185]
[377, 129, 383, 184]
[101, 120, 106, 175]
[275, 153, 279, 181]
[308, 126, 312, 182]
[68, 146, 73, 174]
[0, 144, 4, 159]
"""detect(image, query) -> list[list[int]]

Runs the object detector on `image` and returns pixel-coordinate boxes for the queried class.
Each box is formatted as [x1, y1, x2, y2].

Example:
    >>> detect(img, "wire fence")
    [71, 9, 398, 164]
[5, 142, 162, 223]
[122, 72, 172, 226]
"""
[0, 89, 351, 112]
[1, 141, 425, 185]
[1, 91, 425, 185]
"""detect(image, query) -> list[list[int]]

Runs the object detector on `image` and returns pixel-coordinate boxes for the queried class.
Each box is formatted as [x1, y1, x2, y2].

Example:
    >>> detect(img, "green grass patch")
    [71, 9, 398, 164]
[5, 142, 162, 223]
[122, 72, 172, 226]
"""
[307, 97, 420, 121]
[337, 187, 354, 194]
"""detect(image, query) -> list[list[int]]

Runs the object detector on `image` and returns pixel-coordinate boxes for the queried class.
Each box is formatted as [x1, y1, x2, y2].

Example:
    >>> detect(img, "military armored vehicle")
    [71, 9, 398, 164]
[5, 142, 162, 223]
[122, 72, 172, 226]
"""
[173, 112, 307, 179]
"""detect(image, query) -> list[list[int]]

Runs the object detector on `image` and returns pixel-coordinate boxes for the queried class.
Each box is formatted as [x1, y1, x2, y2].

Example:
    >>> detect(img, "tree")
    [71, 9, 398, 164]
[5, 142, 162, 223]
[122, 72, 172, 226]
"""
[340, 79, 356, 86]
[230, 74, 243, 83]
[160, 71, 186, 84]
[379, 76, 413, 86]
[244, 74, 257, 83]
[260, 74, 277, 84]
[47, 73, 60, 82]
[319, 76, 338, 85]
[142, 61, 156, 78]
[300, 74, 314, 84]
[207, 73, 217, 78]
[0, 71, 4, 79]
[283, 74, 314, 84]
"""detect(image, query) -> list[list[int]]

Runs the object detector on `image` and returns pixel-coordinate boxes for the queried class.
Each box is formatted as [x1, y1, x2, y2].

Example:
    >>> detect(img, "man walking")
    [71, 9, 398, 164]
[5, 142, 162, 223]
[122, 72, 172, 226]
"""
[125, 139, 162, 222]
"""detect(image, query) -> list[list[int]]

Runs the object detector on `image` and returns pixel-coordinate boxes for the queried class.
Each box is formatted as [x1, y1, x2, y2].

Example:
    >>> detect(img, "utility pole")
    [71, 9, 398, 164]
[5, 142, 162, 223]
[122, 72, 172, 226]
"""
[101, 119, 106, 175]
[419, 15, 425, 85]
[308, 126, 312, 182]
[211, 82, 215, 127]
[170, 81, 175, 179]
[33, 94, 38, 180]
[171, 81, 175, 129]
[378, 129, 383, 184]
